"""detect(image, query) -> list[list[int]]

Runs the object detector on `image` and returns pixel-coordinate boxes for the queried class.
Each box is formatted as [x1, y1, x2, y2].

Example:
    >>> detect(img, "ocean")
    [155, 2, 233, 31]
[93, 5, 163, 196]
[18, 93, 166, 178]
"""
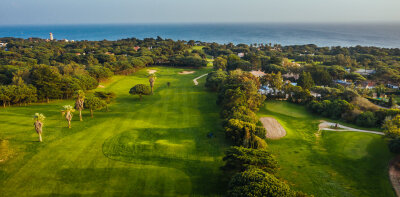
[0, 23, 400, 48]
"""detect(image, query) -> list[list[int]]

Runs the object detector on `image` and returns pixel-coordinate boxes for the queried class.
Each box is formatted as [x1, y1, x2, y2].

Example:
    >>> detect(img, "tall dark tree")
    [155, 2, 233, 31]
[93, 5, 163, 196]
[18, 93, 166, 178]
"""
[30, 64, 62, 103]
[297, 71, 314, 90]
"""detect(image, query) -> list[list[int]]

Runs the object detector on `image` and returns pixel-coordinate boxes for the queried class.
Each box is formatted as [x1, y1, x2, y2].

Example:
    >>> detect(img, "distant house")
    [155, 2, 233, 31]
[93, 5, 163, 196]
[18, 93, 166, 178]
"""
[134, 46, 141, 51]
[75, 53, 81, 56]
[334, 79, 352, 86]
[388, 84, 399, 89]
[355, 69, 375, 76]
[361, 81, 376, 89]
[283, 73, 299, 80]
[310, 91, 321, 98]
[238, 53, 245, 58]
[0, 43, 7, 47]
[105, 52, 115, 55]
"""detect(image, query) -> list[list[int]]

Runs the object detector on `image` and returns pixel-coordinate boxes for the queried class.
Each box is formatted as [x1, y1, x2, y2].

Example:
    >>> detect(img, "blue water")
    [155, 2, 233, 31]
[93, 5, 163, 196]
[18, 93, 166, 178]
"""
[1, 23, 400, 48]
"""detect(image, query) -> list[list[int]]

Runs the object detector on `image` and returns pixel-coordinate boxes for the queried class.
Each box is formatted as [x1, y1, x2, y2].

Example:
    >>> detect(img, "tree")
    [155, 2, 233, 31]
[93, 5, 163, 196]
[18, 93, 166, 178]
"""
[30, 64, 62, 103]
[389, 95, 397, 108]
[129, 84, 151, 101]
[375, 84, 386, 98]
[297, 71, 314, 90]
[84, 96, 106, 117]
[228, 169, 293, 197]
[33, 113, 45, 142]
[356, 111, 377, 127]
[61, 105, 75, 128]
[0, 85, 12, 108]
[74, 90, 85, 121]
[94, 91, 116, 111]
[148, 74, 156, 94]
[87, 65, 113, 82]
[388, 138, 400, 153]
[222, 146, 278, 175]
[214, 56, 228, 70]
[205, 70, 227, 91]
[261, 72, 283, 93]
[383, 115, 400, 138]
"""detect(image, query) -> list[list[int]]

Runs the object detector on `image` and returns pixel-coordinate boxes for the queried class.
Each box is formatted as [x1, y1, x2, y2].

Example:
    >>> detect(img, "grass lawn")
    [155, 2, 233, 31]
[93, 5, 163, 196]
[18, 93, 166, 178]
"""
[187, 46, 205, 53]
[258, 101, 395, 197]
[0, 67, 230, 196]
[0, 67, 396, 196]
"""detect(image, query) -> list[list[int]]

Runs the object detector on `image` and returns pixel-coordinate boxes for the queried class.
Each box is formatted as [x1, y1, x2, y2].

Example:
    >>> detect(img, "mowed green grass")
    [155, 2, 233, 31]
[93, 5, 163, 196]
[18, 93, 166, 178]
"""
[0, 67, 230, 196]
[259, 101, 395, 197]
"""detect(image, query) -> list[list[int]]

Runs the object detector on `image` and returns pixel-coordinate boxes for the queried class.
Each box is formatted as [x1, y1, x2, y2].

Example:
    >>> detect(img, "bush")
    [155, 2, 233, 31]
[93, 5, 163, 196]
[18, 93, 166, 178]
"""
[228, 169, 293, 197]
[222, 146, 278, 175]
[205, 70, 227, 92]
[355, 111, 377, 127]
[388, 138, 400, 154]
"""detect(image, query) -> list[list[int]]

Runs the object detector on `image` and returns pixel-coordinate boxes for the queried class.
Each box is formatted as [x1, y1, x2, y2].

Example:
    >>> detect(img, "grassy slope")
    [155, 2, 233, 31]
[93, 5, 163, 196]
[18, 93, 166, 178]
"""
[0, 67, 230, 196]
[258, 101, 395, 197]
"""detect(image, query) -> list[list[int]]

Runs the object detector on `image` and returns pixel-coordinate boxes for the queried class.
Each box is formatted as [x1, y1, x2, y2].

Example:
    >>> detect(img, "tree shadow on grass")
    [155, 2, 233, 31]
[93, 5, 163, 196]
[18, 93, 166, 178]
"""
[101, 128, 229, 196]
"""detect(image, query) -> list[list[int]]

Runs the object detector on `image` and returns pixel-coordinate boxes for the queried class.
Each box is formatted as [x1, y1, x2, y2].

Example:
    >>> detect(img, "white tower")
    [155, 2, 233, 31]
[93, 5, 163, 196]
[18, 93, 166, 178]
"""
[49, 33, 53, 41]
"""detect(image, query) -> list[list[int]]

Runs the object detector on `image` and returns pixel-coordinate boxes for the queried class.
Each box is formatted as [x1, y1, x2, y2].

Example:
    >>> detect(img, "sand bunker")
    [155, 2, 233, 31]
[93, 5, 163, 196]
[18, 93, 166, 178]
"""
[179, 71, 195, 75]
[148, 69, 157, 74]
[260, 117, 286, 139]
[98, 85, 105, 88]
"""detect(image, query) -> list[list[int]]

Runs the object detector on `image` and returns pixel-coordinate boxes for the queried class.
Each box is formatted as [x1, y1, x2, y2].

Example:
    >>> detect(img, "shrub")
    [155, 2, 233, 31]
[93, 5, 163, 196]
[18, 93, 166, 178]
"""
[355, 111, 377, 127]
[388, 138, 400, 154]
[228, 169, 293, 197]
[222, 146, 278, 175]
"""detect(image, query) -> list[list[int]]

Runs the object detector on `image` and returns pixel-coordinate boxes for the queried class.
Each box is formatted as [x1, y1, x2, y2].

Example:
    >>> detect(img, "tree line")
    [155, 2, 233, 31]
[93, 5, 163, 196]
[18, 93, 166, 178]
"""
[206, 70, 309, 196]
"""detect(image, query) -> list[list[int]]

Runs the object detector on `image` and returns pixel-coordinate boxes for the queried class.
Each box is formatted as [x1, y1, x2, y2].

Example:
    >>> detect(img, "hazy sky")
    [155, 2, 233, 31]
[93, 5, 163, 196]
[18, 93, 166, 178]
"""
[1, 0, 399, 25]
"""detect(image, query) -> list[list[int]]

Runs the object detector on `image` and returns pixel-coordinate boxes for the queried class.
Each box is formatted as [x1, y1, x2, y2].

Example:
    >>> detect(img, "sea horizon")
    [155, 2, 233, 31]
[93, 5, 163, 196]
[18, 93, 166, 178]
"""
[1, 22, 400, 48]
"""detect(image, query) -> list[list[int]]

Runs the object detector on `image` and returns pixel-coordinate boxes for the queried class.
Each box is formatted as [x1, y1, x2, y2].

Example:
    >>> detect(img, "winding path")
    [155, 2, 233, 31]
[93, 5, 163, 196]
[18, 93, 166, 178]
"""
[193, 74, 208, 86]
[318, 121, 384, 135]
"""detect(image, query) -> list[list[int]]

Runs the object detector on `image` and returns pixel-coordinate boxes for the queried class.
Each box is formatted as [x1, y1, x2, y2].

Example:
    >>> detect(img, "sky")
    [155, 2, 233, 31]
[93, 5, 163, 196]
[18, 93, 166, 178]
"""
[0, 0, 399, 25]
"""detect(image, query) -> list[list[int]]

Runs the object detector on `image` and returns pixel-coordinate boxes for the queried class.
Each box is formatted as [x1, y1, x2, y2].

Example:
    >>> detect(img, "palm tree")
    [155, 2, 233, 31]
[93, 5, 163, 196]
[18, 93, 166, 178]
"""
[33, 113, 45, 142]
[148, 74, 156, 94]
[61, 105, 75, 128]
[74, 90, 85, 121]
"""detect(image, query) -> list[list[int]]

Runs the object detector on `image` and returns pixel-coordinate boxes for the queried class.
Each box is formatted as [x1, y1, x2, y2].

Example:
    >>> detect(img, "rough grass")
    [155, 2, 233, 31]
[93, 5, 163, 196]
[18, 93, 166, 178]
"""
[0, 67, 229, 196]
[259, 101, 395, 197]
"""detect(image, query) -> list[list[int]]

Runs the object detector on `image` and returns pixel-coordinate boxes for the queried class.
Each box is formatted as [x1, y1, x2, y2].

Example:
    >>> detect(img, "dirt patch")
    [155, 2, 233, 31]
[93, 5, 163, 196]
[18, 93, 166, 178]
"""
[148, 69, 157, 74]
[250, 70, 266, 77]
[0, 140, 13, 163]
[179, 71, 195, 75]
[98, 85, 105, 88]
[389, 156, 400, 197]
[260, 117, 286, 139]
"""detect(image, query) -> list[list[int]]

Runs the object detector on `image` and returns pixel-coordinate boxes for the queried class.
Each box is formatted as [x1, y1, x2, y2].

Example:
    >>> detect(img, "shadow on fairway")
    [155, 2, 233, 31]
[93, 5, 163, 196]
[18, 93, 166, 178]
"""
[102, 128, 228, 196]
